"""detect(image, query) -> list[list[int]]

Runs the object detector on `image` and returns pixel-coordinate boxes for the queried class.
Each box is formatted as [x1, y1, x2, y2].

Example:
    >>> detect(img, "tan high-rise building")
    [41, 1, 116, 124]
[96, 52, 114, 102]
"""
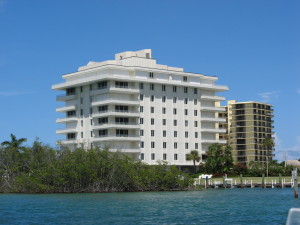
[219, 100, 274, 165]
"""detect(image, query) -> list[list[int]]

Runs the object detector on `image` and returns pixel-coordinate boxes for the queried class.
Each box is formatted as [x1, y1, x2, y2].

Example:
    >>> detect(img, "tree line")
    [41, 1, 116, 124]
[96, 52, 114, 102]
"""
[0, 134, 192, 193]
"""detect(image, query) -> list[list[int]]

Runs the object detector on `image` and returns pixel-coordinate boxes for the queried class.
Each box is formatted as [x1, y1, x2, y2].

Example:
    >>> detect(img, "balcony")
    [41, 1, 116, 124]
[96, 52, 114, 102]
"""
[56, 105, 76, 112]
[92, 122, 140, 130]
[93, 135, 140, 142]
[56, 116, 78, 123]
[92, 99, 139, 107]
[56, 93, 77, 102]
[201, 128, 226, 133]
[200, 95, 225, 101]
[202, 139, 227, 144]
[200, 107, 225, 112]
[92, 110, 140, 118]
[109, 85, 139, 94]
[56, 128, 78, 134]
[108, 148, 140, 153]
[201, 117, 226, 123]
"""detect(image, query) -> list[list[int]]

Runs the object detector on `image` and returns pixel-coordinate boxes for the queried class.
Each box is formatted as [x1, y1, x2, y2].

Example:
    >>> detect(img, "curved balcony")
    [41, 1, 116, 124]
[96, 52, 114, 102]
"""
[56, 105, 76, 112]
[202, 139, 227, 144]
[56, 128, 78, 134]
[201, 117, 226, 123]
[92, 110, 140, 118]
[93, 135, 140, 142]
[56, 116, 78, 123]
[201, 128, 226, 133]
[200, 107, 225, 112]
[201, 95, 225, 101]
[92, 122, 140, 130]
[92, 99, 139, 107]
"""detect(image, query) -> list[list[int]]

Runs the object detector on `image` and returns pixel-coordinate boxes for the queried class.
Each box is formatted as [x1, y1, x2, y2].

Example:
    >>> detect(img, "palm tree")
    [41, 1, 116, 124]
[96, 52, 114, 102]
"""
[261, 138, 275, 177]
[1, 133, 27, 150]
[186, 150, 201, 173]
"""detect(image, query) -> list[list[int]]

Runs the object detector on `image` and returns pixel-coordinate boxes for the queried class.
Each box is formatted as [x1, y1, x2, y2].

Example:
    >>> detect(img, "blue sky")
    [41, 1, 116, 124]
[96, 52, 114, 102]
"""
[0, 0, 299, 161]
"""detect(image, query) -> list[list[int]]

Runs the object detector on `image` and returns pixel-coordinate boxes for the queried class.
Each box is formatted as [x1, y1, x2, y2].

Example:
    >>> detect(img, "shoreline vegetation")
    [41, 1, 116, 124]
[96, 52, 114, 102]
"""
[0, 135, 294, 193]
[0, 138, 193, 193]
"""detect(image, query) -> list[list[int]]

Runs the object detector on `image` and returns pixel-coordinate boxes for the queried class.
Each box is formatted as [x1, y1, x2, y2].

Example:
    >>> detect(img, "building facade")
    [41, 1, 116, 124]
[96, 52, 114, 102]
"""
[219, 100, 275, 164]
[52, 49, 228, 166]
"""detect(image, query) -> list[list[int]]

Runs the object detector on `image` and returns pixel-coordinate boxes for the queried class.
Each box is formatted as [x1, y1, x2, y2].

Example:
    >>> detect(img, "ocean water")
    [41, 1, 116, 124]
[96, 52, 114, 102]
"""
[0, 189, 299, 225]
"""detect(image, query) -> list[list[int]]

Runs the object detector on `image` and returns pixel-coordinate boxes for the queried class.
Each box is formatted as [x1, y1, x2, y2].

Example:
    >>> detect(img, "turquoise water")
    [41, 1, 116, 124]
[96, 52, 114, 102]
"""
[0, 189, 299, 224]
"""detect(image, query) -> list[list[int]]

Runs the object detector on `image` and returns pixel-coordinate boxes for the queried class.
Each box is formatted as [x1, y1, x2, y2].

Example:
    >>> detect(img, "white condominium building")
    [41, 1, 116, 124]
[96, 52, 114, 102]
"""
[52, 49, 228, 166]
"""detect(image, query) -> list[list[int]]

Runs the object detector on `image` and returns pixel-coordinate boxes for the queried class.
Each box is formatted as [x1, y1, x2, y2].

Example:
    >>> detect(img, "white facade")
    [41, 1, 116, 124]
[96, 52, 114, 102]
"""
[52, 49, 228, 166]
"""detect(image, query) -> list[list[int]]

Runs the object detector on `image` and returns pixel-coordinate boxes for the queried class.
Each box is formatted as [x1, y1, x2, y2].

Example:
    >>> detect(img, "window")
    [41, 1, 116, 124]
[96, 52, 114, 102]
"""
[80, 109, 83, 116]
[194, 121, 198, 127]
[140, 94, 144, 101]
[151, 153, 155, 160]
[97, 81, 107, 89]
[98, 117, 108, 124]
[81, 132, 83, 138]
[174, 120, 177, 126]
[194, 88, 197, 94]
[162, 85, 166, 91]
[67, 110, 76, 117]
[174, 142, 178, 149]
[162, 96, 166, 102]
[194, 110, 197, 116]
[151, 118, 154, 125]
[173, 97, 177, 103]
[195, 132, 198, 138]
[91, 131, 93, 137]
[90, 119, 93, 125]
[66, 88, 76, 96]
[185, 98, 188, 104]
[151, 142, 155, 149]
[151, 107, 154, 113]
[98, 105, 108, 112]
[80, 97, 83, 104]
[163, 130, 166, 137]
[184, 87, 188, 93]
[183, 76, 187, 82]
[151, 95, 154, 101]
[149, 72, 154, 78]
[185, 120, 188, 127]
[139, 83, 144, 89]
[162, 119, 166, 125]
[185, 143, 189, 149]
[140, 106, 144, 112]
[195, 143, 198, 149]
[163, 142, 167, 149]
[115, 81, 128, 88]
[141, 142, 144, 148]
[90, 107, 93, 115]
[81, 120, 83, 127]
[141, 153, 144, 159]
[173, 86, 177, 92]
[174, 131, 177, 137]
[185, 131, 188, 138]
[151, 130, 155, 136]
[115, 117, 129, 124]
[115, 105, 128, 112]
[163, 154, 167, 160]
[116, 129, 128, 136]
[98, 130, 107, 137]
[185, 109, 188, 115]
[80, 86, 83, 93]
[173, 108, 177, 115]
[140, 118, 144, 124]
[194, 99, 197, 105]
[162, 107, 166, 114]
[140, 130, 144, 136]
[150, 83, 154, 90]
[90, 96, 92, 102]
[174, 154, 178, 160]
